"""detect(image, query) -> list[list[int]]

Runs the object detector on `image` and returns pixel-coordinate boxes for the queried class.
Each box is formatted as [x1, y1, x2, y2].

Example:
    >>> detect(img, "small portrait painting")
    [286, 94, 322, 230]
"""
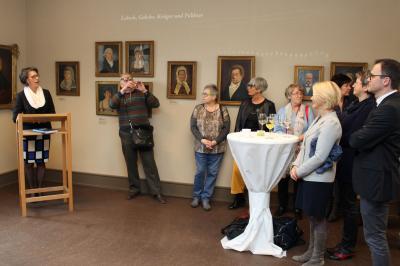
[95, 42, 122, 77]
[167, 61, 197, 99]
[330, 62, 368, 83]
[56, 61, 80, 96]
[294, 65, 324, 100]
[126, 41, 154, 77]
[96, 81, 119, 116]
[218, 56, 255, 105]
[0, 44, 18, 109]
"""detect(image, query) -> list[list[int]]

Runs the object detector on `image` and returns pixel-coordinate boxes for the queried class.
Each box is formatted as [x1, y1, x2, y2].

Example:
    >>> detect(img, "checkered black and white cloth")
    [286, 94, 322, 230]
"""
[23, 135, 50, 163]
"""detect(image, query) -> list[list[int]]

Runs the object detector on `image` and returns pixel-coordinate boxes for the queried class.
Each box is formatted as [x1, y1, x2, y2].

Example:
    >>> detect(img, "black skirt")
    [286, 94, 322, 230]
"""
[295, 180, 333, 219]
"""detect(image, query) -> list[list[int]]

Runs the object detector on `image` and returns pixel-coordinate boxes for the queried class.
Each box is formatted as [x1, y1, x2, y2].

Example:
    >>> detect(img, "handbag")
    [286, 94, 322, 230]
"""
[129, 120, 154, 149]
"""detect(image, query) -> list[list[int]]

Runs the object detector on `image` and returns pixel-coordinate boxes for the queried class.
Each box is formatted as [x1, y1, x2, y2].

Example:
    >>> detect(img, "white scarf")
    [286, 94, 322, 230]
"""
[24, 86, 45, 109]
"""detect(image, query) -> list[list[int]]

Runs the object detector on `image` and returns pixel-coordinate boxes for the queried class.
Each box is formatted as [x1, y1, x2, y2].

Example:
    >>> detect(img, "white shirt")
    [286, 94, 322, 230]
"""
[376, 90, 397, 106]
[228, 81, 240, 98]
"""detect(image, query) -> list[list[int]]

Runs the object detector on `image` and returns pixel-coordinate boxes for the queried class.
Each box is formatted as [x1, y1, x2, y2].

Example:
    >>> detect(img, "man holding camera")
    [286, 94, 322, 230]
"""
[110, 73, 166, 204]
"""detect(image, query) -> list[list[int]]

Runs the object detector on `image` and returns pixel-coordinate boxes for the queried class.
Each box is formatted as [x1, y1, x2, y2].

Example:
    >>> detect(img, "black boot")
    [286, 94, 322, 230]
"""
[228, 193, 246, 209]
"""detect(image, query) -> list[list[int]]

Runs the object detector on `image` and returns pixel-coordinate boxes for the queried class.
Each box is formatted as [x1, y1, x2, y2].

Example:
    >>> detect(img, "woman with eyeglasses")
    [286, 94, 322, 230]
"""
[109, 73, 166, 204]
[12, 67, 56, 190]
[327, 71, 375, 261]
[228, 77, 276, 209]
[274, 84, 314, 219]
[190, 84, 230, 211]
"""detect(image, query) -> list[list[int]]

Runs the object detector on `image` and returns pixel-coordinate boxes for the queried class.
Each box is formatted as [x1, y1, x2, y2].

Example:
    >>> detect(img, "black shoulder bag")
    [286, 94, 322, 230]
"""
[129, 120, 154, 149]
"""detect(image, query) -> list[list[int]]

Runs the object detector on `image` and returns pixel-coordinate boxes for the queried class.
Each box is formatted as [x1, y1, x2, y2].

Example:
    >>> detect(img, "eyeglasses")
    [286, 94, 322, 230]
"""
[291, 91, 303, 96]
[120, 77, 133, 82]
[366, 71, 389, 79]
[202, 93, 214, 97]
[28, 74, 39, 79]
[247, 84, 256, 87]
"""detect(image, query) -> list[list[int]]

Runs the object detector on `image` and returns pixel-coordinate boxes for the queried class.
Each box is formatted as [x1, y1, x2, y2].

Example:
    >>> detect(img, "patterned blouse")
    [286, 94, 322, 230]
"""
[190, 104, 230, 154]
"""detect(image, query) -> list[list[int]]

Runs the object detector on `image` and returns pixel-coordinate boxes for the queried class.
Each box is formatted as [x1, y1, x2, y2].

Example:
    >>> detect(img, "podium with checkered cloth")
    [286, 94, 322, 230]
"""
[16, 113, 73, 217]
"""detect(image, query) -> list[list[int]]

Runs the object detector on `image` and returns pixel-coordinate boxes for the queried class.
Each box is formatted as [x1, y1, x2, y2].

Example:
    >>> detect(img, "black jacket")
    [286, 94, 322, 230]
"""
[235, 98, 276, 132]
[336, 97, 375, 183]
[221, 81, 249, 102]
[12, 89, 56, 129]
[350, 92, 400, 202]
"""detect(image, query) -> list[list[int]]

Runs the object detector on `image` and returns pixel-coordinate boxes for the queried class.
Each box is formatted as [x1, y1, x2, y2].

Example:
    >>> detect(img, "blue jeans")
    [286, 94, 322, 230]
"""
[193, 152, 224, 200]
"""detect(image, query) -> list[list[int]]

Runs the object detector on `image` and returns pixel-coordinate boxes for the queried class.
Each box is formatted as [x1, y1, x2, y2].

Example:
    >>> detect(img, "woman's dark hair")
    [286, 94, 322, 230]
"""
[331, 73, 352, 88]
[19, 67, 39, 86]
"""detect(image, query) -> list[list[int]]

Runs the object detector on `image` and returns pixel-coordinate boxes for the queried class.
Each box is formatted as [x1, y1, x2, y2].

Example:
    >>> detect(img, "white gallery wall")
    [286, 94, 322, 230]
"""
[1, 0, 399, 187]
[0, 0, 27, 174]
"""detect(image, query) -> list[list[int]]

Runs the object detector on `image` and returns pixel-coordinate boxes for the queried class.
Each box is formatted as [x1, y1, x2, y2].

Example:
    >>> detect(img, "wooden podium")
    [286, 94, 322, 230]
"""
[16, 113, 73, 217]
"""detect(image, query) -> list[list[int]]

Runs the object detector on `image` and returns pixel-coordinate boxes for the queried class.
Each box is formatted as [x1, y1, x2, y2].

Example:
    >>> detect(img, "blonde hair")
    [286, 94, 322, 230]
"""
[312, 81, 341, 110]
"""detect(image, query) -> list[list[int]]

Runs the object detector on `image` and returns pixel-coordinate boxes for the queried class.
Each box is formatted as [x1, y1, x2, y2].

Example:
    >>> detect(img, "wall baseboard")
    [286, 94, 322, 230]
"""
[0, 169, 281, 205]
[0, 170, 18, 188]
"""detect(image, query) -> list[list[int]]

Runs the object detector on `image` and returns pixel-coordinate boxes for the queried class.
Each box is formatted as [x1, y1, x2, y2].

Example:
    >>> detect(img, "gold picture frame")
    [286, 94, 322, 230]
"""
[0, 44, 19, 109]
[125, 41, 154, 77]
[330, 62, 368, 81]
[167, 61, 197, 99]
[217, 56, 255, 106]
[56, 61, 80, 96]
[294, 65, 324, 100]
[95, 81, 119, 116]
[95, 41, 123, 77]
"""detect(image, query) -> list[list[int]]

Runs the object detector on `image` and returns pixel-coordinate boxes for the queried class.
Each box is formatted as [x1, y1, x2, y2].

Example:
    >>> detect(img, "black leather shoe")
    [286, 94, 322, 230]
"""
[274, 206, 286, 216]
[228, 196, 246, 210]
[127, 190, 141, 200]
[328, 246, 354, 260]
[154, 194, 166, 204]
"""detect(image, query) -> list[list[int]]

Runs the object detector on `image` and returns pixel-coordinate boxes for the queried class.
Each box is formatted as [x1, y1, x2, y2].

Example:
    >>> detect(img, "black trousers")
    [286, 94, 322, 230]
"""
[337, 179, 359, 249]
[277, 175, 298, 209]
[120, 130, 161, 195]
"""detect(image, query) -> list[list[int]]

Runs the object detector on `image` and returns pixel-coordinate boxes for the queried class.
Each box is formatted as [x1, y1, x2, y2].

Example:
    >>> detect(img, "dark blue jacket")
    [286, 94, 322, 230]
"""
[336, 97, 375, 183]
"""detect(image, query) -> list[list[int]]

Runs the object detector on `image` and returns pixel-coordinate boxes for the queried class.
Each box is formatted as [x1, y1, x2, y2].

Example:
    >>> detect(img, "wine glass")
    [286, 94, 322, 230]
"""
[258, 113, 267, 131]
[283, 118, 291, 134]
[277, 115, 284, 133]
[266, 116, 274, 133]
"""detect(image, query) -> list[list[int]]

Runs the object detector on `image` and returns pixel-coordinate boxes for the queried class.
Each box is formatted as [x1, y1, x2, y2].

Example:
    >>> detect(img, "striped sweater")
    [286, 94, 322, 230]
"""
[110, 90, 159, 129]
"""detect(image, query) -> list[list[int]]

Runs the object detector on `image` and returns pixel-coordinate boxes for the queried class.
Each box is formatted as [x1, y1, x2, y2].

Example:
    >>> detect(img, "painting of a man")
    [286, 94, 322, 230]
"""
[218, 56, 255, 105]
[295, 66, 324, 99]
[100, 47, 119, 73]
[95, 42, 122, 77]
[220, 65, 248, 101]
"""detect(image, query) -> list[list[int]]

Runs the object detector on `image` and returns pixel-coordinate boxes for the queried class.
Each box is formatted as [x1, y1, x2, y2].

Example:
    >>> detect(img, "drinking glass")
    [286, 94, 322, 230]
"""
[258, 113, 267, 131]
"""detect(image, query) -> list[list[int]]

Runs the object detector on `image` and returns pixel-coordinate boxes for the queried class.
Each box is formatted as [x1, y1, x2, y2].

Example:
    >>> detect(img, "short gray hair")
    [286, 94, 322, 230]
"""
[248, 77, 268, 92]
[204, 83, 219, 102]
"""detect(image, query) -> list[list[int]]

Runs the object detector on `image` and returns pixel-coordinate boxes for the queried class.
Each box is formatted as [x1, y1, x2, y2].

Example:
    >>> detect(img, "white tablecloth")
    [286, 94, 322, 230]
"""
[221, 131, 299, 257]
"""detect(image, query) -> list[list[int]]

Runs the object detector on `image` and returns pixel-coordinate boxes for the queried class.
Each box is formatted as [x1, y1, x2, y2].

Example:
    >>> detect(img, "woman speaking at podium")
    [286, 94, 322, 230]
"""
[12, 67, 56, 189]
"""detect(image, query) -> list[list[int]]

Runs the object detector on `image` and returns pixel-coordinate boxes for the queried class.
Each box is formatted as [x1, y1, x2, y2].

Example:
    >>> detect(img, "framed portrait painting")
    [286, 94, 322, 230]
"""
[167, 61, 197, 99]
[217, 56, 255, 106]
[95, 81, 119, 116]
[330, 62, 368, 82]
[95, 41, 123, 77]
[0, 44, 18, 109]
[56, 61, 80, 96]
[294, 65, 324, 100]
[126, 41, 154, 77]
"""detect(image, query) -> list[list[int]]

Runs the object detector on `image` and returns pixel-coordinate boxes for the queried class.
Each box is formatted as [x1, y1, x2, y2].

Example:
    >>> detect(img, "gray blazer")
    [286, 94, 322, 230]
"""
[293, 111, 342, 183]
